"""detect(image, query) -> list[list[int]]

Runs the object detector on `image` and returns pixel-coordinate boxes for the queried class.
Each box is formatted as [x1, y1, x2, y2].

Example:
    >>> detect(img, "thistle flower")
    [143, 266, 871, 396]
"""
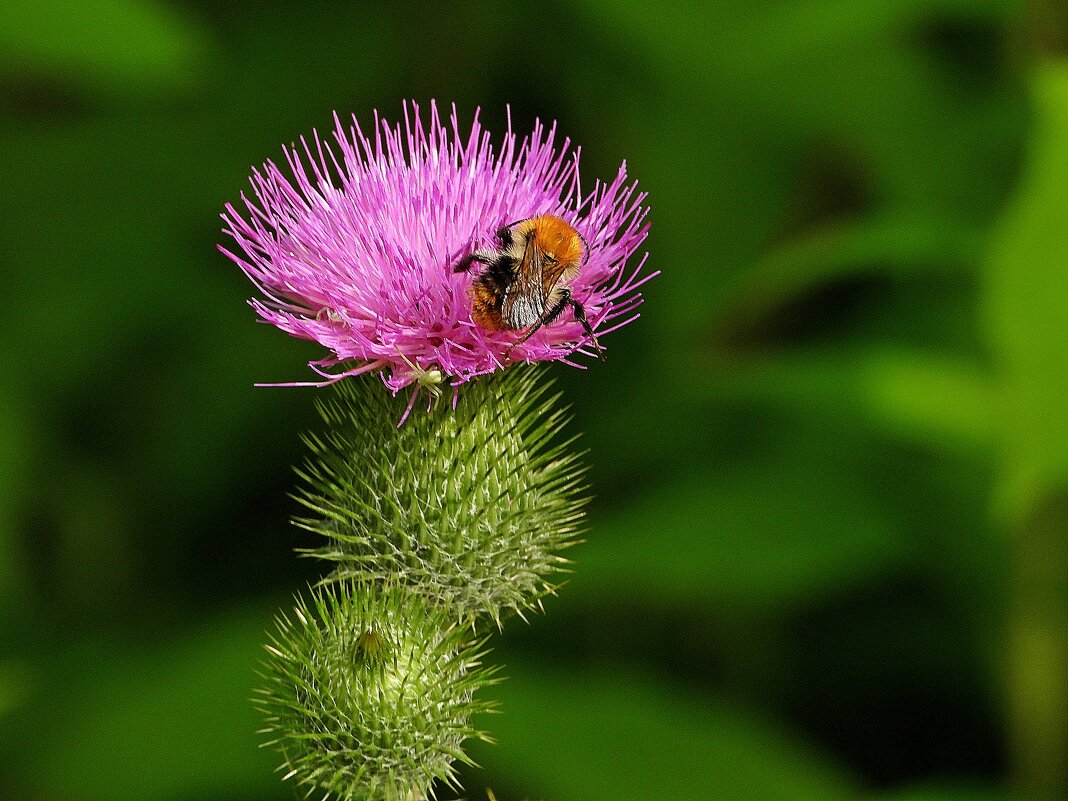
[238, 101, 650, 801]
[220, 101, 652, 396]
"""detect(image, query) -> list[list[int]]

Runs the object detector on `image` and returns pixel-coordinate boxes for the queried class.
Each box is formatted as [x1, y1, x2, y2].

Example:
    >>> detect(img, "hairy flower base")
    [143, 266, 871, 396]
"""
[297, 365, 587, 622]
[255, 583, 496, 801]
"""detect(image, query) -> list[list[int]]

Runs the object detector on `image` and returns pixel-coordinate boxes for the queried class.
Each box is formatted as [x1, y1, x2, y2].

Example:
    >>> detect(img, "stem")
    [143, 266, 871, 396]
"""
[1007, 490, 1068, 800]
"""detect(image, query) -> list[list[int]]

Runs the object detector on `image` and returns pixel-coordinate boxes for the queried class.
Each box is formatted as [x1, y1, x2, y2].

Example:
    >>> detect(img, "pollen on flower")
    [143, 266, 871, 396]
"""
[220, 100, 653, 402]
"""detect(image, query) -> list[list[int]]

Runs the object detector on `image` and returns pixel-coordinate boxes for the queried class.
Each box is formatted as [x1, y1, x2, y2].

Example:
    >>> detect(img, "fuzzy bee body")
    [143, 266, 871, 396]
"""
[455, 215, 603, 359]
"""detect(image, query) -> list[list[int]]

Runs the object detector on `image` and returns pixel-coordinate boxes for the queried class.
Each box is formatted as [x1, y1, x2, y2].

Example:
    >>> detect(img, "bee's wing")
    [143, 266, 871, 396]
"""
[515, 235, 546, 299]
[499, 238, 549, 327]
[536, 245, 570, 298]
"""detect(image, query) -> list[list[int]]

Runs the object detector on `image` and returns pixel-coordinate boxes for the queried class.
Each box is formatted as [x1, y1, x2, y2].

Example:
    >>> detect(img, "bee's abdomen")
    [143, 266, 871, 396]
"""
[471, 276, 506, 331]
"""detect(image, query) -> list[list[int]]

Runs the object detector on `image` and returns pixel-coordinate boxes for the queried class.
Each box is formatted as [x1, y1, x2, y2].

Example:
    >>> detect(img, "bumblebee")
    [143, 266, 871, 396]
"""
[454, 215, 604, 360]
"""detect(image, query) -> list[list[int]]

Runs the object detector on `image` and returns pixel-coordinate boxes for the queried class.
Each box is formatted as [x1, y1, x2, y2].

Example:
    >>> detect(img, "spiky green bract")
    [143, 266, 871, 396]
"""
[255, 582, 497, 801]
[296, 365, 587, 622]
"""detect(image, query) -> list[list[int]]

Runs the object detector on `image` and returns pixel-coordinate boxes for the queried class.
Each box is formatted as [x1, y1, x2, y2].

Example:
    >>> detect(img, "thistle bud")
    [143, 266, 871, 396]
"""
[255, 582, 496, 801]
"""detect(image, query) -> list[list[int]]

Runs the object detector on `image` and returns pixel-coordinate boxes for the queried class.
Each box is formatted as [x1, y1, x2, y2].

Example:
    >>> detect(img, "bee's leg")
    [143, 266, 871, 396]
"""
[567, 296, 605, 360]
[504, 287, 605, 361]
[453, 248, 497, 273]
[502, 288, 571, 360]
[501, 317, 547, 360]
[452, 253, 478, 273]
[532, 288, 604, 359]
[541, 287, 572, 325]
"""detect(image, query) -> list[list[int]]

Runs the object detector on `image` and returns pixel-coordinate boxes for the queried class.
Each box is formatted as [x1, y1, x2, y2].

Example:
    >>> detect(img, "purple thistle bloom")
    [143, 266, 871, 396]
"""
[220, 101, 653, 399]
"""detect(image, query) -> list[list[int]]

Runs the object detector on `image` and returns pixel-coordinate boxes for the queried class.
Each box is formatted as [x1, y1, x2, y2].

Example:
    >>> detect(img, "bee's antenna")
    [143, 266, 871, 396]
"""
[576, 230, 591, 266]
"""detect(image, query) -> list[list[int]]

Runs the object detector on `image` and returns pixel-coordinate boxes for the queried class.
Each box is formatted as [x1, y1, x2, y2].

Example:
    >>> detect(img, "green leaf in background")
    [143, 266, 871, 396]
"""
[711, 215, 984, 342]
[982, 61, 1068, 517]
[0, 0, 210, 96]
[471, 662, 857, 801]
[577, 0, 1020, 218]
[11, 605, 285, 801]
[700, 348, 996, 452]
[570, 451, 910, 612]
[981, 59, 1068, 801]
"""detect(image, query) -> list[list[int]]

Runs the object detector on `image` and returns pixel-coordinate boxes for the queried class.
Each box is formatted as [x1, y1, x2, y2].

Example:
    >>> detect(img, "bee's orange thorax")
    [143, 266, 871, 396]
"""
[525, 215, 583, 268]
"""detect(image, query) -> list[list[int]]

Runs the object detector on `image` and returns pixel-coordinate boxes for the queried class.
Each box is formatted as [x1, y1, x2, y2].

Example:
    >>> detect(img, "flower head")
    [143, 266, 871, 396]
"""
[220, 101, 652, 395]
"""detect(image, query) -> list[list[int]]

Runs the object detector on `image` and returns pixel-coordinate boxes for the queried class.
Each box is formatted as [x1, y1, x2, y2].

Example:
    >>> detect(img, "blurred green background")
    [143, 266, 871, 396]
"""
[3, 1, 1068, 799]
